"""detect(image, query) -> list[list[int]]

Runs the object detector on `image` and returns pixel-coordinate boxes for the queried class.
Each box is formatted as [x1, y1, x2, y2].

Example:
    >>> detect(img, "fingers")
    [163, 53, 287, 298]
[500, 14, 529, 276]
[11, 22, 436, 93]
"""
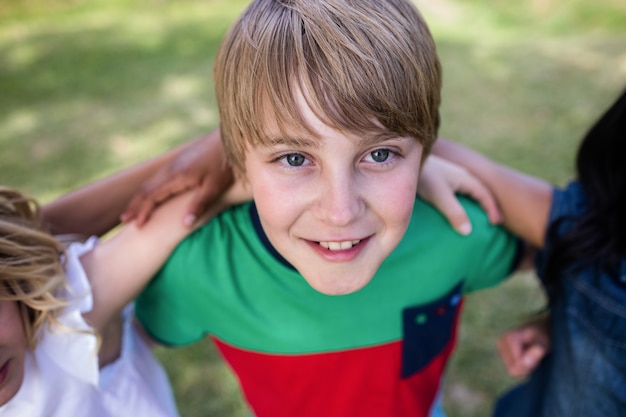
[183, 181, 223, 227]
[497, 332, 528, 377]
[499, 341, 547, 377]
[123, 194, 159, 227]
[120, 191, 155, 226]
[431, 187, 473, 235]
[497, 324, 550, 377]
[418, 155, 503, 235]
[417, 157, 472, 235]
[120, 130, 232, 228]
[522, 344, 546, 369]
[121, 177, 194, 226]
[456, 173, 503, 225]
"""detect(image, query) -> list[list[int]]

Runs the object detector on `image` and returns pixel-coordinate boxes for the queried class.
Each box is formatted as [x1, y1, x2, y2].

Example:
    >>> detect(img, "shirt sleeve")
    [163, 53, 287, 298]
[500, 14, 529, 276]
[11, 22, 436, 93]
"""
[134, 231, 209, 347]
[535, 181, 586, 279]
[460, 199, 521, 293]
[38, 237, 100, 385]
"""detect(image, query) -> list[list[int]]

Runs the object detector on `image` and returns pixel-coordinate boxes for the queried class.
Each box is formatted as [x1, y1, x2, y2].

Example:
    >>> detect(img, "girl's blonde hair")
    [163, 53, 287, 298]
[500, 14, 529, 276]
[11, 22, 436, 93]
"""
[215, 0, 442, 173]
[0, 187, 67, 349]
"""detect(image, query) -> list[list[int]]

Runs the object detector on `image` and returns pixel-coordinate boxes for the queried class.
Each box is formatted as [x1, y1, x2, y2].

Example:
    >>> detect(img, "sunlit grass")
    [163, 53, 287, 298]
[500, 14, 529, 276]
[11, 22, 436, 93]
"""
[1, 1, 625, 417]
[0, 0, 245, 201]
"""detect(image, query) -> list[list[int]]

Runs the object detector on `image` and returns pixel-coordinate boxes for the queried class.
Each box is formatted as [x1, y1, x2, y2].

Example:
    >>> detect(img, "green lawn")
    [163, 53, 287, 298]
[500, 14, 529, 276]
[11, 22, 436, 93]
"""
[2, 1, 625, 416]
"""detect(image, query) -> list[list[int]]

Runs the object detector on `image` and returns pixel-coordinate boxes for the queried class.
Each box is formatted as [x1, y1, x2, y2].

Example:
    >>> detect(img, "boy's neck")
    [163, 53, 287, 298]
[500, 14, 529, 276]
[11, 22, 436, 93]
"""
[249, 202, 294, 270]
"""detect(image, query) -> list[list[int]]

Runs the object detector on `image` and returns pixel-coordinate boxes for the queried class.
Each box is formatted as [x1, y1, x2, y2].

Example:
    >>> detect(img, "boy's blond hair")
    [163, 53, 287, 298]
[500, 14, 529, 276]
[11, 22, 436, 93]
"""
[215, 0, 442, 173]
[0, 187, 67, 349]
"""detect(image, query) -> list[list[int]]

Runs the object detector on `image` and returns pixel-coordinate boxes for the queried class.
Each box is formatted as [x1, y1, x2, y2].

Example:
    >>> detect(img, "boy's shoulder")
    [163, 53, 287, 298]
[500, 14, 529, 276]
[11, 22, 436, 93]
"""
[397, 197, 518, 293]
[165, 201, 271, 270]
[184, 201, 255, 243]
[410, 196, 497, 238]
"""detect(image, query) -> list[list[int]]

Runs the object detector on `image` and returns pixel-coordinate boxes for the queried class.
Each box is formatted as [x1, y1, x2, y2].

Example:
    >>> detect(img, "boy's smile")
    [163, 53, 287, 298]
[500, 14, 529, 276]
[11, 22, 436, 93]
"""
[243, 91, 424, 295]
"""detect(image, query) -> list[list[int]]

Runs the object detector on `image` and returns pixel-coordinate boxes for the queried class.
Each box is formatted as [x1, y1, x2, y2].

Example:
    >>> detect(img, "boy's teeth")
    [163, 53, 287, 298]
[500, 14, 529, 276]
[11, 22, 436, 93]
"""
[319, 240, 360, 251]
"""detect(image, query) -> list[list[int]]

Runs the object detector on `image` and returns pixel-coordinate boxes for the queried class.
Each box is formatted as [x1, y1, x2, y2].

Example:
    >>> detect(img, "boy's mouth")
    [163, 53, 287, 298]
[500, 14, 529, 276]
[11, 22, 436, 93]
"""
[318, 240, 361, 251]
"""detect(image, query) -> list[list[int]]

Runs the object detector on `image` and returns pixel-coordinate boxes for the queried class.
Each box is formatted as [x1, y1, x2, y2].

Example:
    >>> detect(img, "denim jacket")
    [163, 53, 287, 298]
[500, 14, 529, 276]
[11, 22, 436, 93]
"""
[493, 181, 626, 417]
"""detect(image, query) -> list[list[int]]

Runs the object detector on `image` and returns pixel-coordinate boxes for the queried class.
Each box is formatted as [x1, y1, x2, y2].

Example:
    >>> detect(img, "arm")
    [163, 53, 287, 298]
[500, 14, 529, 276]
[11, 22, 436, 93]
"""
[80, 191, 200, 366]
[42, 129, 232, 236]
[431, 138, 553, 248]
[79, 180, 249, 365]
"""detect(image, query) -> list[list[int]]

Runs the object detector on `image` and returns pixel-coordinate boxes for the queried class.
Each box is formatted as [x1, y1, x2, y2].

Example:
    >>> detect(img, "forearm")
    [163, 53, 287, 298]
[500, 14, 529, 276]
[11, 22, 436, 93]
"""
[431, 138, 553, 247]
[79, 191, 201, 331]
[41, 135, 207, 236]
[79, 180, 245, 332]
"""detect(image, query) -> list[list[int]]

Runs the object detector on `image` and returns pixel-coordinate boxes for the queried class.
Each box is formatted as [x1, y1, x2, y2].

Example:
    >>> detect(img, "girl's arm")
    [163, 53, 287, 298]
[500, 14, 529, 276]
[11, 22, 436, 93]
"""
[42, 129, 231, 236]
[79, 180, 248, 365]
[431, 138, 553, 248]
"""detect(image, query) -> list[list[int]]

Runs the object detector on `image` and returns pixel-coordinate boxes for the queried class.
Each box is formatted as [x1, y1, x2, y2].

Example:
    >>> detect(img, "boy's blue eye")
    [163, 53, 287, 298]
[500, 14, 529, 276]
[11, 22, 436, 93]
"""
[286, 153, 306, 166]
[370, 149, 389, 163]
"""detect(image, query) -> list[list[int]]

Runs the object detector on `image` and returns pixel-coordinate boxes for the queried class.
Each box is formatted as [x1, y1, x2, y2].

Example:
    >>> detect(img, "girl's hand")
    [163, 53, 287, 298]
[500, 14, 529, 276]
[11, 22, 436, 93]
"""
[497, 316, 551, 377]
[121, 130, 234, 227]
[417, 155, 502, 235]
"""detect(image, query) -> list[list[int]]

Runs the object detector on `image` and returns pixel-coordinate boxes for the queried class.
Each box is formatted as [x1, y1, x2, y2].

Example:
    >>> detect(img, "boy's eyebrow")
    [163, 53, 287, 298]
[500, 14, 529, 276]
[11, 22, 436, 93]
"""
[265, 135, 321, 149]
[359, 133, 414, 147]
[264, 132, 413, 149]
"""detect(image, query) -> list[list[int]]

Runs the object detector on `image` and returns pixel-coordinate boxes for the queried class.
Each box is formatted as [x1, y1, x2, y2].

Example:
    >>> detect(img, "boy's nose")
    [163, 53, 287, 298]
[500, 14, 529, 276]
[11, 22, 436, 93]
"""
[316, 173, 364, 227]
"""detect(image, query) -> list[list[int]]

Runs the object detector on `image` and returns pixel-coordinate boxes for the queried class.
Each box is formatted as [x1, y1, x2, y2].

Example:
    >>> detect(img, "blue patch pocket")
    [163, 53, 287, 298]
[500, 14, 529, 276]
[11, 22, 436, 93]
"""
[401, 282, 463, 378]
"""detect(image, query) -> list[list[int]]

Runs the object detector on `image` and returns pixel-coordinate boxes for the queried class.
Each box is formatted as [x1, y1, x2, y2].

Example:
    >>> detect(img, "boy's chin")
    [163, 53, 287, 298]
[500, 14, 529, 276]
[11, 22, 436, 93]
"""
[303, 272, 374, 296]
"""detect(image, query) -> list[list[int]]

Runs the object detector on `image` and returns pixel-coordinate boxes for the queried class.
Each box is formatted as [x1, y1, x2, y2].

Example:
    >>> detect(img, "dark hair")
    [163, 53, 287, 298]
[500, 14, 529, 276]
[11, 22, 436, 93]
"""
[544, 88, 626, 301]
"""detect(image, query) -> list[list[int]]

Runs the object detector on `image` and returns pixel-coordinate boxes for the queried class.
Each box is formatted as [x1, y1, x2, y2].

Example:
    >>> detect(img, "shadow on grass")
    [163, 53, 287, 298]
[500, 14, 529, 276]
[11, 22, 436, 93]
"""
[155, 339, 247, 417]
[437, 35, 626, 184]
[0, 4, 240, 198]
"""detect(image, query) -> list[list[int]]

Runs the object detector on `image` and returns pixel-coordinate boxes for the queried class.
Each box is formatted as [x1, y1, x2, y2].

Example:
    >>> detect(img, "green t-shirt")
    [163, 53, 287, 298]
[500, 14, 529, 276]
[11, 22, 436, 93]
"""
[136, 197, 518, 351]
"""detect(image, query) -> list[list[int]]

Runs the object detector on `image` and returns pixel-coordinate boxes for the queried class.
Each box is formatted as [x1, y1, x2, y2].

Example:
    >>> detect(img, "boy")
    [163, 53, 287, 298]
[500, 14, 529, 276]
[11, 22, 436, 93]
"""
[135, 1, 519, 416]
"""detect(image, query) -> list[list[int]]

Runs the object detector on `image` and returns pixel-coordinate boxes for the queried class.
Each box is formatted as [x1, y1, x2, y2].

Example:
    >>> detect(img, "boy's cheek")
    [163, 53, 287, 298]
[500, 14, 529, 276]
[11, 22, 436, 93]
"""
[377, 169, 420, 216]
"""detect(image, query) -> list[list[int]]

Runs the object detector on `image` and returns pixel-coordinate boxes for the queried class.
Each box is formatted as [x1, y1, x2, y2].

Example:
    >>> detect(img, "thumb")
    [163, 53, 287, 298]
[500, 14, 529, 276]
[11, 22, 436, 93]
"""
[522, 344, 546, 370]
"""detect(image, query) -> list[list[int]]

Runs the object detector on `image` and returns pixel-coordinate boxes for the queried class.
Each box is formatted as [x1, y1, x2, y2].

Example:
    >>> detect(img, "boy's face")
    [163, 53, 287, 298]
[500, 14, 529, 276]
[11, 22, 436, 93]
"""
[243, 91, 423, 295]
[0, 300, 28, 406]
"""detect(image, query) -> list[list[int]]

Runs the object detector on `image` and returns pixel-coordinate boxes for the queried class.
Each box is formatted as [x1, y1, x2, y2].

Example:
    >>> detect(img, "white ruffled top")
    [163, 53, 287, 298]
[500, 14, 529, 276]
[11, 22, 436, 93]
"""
[0, 237, 179, 417]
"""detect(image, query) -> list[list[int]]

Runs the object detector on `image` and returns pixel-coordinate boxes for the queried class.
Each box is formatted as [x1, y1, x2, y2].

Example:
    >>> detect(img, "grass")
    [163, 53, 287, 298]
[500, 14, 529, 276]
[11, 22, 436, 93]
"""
[1, 0, 246, 201]
[1, 1, 625, 416]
